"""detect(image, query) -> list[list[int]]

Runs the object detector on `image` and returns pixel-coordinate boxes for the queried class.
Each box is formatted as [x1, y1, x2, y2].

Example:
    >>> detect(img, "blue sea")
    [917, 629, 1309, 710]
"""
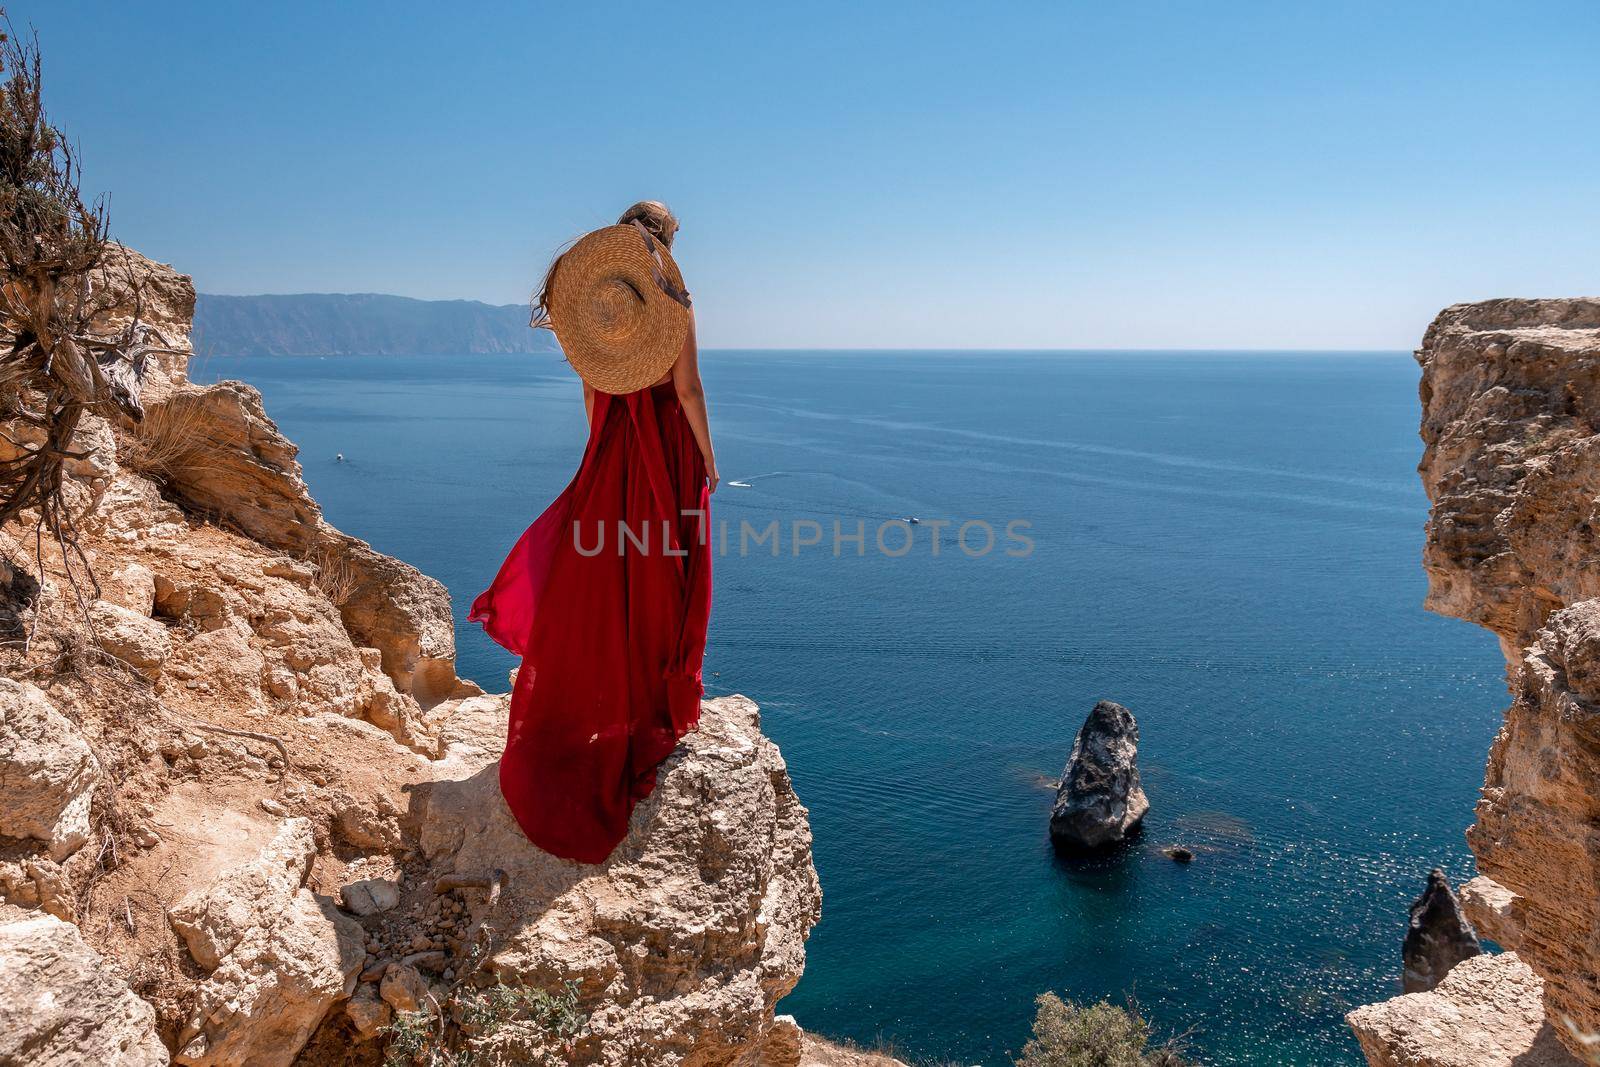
[197, 350, 1504, 1066]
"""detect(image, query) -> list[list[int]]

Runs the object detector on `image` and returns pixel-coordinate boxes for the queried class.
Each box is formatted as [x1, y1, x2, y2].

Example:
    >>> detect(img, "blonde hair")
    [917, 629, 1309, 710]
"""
[617, 200, 679, 248]
[532, 201, 681, 331]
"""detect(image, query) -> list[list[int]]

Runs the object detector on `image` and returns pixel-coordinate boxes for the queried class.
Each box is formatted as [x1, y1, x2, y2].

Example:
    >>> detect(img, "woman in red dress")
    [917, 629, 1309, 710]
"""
[469, 201, 717, 864]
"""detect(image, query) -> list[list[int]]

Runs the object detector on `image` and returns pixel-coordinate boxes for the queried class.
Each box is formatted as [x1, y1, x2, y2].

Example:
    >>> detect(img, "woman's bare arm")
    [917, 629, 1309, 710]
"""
[583, 380, 596, 427]
[671, 311, 718, 493]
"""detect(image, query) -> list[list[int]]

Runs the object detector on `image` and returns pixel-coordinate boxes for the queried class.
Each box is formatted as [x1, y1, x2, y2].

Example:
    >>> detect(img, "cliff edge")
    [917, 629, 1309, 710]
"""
[1349, 299, 1600, 1065]
[0, 249, 822, 1065]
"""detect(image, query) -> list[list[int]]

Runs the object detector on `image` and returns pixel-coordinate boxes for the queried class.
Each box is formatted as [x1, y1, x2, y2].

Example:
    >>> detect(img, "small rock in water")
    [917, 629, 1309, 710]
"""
[1162, 846, 1195, 863]
[1402, 868, 1481, 993]
[1049, 700, 1150, 851]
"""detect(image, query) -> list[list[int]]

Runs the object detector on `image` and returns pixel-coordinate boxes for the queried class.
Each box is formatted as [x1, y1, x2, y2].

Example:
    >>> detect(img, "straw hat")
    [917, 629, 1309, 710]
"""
[547, 222, 692, 395]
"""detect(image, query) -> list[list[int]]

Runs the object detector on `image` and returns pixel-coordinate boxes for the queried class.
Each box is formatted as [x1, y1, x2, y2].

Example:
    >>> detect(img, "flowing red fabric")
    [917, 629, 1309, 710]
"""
[468, 381, 712, 863]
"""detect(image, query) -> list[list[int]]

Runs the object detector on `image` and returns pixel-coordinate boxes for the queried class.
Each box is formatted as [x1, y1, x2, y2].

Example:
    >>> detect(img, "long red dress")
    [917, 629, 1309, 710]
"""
[469, 381, 712, 863]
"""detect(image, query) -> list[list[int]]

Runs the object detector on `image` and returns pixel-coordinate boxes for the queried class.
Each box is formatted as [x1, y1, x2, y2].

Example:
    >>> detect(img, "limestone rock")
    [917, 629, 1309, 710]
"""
[65, 414, 119, 508]
[1402, 869, 1481, 993]
[331, 531, 458, 708]
[152, 574, 230, 631]
[101, 561, 157, 615]
[1464, 601, 1600, 1048]
[417, 694, 821, 1066]
[379, 962, 427, 1014]
[0, 909, 168, 1066]
[330, 785, 403, 851]
[0, 678, 99, 860]
[87, 472, 188, 544]
[1405, 298, 1600, 1058]
[170, 818, 364, 1066]
[422, 692, 509, 761]
[0, 857, 77, 920]
[764, 1016, 805, 1067]
[169, 817, 314, 970]
[1459, 875, 1519, 950]
[90, 600, 172, 680]
[340, 876, 400, 916]
[153, 382, 321, 554]
[1347, 952, 1578, 1067]
[353, 663, 433, 752]
[1049, 700, 1149, 850]
[139, 379, 462, 706]
[345, 983, 391, 1040]
[1417, 298, 1600, 636]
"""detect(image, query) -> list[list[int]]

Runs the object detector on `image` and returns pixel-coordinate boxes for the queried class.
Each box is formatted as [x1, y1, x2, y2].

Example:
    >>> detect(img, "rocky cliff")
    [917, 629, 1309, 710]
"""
[0, 249, 822, 1065]
[1349, 299, 1600, 1065]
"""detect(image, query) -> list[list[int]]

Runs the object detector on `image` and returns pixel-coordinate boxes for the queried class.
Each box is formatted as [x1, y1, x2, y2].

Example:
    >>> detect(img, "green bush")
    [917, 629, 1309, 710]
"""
[1016, 993, 1188, 1067]
[380, 978, 585, 1067]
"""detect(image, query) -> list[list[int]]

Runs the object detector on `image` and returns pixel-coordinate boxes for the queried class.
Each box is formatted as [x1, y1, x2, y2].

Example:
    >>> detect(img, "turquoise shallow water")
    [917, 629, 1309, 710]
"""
[197, 350, 1505, 1065]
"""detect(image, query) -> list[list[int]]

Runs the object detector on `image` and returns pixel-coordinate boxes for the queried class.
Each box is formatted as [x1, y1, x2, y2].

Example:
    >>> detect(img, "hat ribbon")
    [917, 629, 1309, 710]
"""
[630, 220, 693, 310]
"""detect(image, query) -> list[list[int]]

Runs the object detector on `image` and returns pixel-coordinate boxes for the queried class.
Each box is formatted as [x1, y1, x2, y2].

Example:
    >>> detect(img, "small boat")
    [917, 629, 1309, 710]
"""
[727, 480, 752, 488]
[335, 453, 346, 463]
[906, 516, 921, 525]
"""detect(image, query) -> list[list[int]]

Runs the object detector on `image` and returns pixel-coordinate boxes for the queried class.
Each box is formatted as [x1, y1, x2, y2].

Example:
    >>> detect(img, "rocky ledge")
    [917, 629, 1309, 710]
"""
[1348, 298, 1600, 1064]
[0, 250, 823, 1065]
[1348, 953, 1576, 1067]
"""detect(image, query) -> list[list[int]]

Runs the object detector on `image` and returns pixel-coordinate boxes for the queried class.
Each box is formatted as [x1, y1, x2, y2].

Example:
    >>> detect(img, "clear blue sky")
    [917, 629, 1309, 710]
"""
[25, 1, 1600, 349]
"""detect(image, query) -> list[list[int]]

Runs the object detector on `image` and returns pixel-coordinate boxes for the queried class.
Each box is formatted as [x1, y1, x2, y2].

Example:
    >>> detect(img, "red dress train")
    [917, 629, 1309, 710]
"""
[468, 381, 712, 863]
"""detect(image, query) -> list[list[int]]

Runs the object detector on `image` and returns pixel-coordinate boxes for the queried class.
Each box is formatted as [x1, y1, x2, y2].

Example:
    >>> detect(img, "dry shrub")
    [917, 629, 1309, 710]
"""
[128, 934, 196, 1041]
[0, 21, 183, 611]
[310, 539, 359, 607]
[118, 393, 209, 482]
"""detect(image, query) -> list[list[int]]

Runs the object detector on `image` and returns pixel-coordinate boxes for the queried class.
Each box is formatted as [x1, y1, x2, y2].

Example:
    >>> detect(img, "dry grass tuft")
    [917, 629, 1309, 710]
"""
[310, 540, 359, 608]
[118, 393, 212, 483]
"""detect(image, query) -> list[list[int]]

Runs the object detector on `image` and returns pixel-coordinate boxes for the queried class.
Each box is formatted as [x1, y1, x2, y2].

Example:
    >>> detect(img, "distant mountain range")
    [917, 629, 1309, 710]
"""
[194, 293, 560, 356]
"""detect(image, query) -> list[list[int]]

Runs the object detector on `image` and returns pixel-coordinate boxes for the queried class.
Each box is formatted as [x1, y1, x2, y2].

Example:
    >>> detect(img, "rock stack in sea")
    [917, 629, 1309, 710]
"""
[1347, 297, 1600, 1066]
[1401, 870, 1481, 994]
[1049, 700, 1150, 850]
[0, 249, 829, 1066]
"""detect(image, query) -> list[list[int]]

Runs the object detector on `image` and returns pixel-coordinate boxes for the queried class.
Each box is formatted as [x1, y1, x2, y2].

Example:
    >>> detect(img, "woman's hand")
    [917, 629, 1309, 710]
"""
[705, 458, 719, 494]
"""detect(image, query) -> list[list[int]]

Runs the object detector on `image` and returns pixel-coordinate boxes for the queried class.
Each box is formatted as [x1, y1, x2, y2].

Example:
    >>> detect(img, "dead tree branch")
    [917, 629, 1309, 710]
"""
[0, 22, 164, 642]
